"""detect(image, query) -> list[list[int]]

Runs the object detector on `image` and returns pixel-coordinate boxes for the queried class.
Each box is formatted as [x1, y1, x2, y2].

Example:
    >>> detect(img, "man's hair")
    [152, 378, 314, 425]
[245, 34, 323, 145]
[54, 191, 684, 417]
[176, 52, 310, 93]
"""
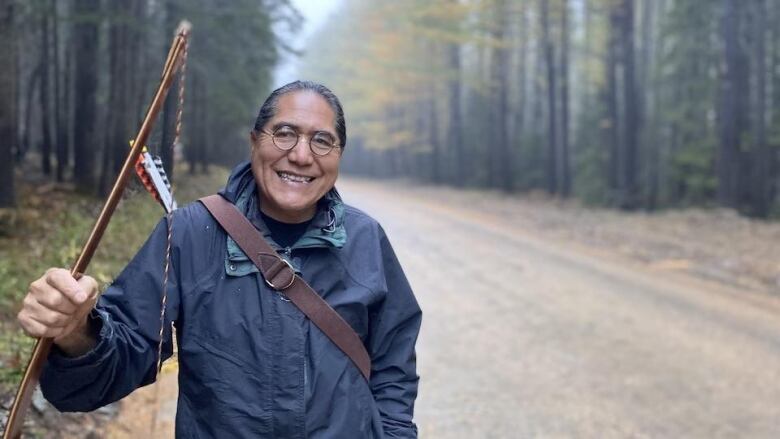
[253, 80, 347, 149]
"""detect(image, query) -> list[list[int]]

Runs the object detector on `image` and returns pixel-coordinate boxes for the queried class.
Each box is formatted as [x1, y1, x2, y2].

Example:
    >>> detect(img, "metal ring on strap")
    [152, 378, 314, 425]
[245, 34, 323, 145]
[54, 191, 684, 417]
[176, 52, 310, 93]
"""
[264, 257, 296, 291]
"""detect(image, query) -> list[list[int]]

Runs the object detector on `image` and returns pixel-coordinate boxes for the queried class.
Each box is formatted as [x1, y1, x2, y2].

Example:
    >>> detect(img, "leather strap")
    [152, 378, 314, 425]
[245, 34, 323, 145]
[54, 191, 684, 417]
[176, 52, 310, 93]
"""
[199, 194, 371, 380]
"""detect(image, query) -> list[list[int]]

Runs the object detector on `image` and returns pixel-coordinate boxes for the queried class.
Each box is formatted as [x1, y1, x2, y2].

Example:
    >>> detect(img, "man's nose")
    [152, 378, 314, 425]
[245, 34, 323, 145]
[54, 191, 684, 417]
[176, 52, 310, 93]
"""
[287, 135, 315, 165]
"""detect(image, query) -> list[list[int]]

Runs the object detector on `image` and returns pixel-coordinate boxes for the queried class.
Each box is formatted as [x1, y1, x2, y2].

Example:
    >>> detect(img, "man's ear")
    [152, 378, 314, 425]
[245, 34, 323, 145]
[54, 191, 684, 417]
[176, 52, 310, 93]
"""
[250, 130, 259, 143]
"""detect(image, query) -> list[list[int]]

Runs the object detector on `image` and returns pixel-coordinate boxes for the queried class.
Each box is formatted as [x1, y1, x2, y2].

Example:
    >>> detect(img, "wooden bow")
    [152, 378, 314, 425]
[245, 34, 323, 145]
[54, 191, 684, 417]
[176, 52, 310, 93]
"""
[2, 21, 191, 439]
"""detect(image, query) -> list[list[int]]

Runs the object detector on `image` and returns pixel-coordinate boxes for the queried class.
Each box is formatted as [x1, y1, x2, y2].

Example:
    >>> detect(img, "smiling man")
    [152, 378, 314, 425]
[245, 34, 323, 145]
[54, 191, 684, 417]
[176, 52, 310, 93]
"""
[18, 81, 422, 438]
[250, 88, 341, 224]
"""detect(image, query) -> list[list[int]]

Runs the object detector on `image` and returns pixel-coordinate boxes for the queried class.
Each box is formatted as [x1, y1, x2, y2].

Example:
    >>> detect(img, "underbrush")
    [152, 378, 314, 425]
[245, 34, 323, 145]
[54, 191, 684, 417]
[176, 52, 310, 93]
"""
[0, 167, 229, 391]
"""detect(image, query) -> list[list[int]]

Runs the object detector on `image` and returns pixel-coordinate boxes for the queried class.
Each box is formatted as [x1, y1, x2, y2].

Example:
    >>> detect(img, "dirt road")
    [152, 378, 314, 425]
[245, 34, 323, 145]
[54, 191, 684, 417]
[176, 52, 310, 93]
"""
[105, 178, 780, 438]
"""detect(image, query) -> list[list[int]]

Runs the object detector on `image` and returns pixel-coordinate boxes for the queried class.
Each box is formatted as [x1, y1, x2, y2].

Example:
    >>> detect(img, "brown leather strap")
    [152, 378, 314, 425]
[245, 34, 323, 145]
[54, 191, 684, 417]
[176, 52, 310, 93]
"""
[199, 194, 371, 380]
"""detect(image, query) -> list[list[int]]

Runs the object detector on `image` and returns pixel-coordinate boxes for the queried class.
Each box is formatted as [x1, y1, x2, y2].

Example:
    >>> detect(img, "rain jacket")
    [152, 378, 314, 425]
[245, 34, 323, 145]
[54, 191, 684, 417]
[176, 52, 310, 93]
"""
[40, 161, 422, 438]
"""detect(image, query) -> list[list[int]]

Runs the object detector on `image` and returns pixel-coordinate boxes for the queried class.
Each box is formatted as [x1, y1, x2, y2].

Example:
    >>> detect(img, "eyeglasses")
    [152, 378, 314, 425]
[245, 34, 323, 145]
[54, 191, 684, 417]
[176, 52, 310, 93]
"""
[261, 125, 341, 156]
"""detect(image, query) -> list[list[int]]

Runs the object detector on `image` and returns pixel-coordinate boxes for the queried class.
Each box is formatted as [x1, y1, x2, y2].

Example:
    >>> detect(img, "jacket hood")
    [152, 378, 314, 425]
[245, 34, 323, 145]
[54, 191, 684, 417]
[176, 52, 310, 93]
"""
[219, 160, 256, 204]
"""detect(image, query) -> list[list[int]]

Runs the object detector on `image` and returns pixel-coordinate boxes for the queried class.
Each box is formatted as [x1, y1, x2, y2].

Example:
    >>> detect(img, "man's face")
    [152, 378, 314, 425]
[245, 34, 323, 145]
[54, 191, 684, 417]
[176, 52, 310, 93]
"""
[250, 91, 342, 223]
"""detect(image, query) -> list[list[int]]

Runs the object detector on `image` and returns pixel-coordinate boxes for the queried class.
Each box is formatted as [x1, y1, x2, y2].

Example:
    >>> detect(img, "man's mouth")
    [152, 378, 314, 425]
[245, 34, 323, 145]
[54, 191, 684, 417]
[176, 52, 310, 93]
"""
[277, 171, 315, 184]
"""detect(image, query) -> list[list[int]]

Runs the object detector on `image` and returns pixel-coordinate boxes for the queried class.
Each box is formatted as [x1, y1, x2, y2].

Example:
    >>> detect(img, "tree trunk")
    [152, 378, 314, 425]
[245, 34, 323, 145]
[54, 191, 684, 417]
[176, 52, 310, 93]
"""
[540, 0, 558, 195]
[429, 83, 442, 184]
[160, 0, 178, 182]
[606, 4, 622, 201]
[772, 0, 780, 208]
[40, 6, 53, 176]
[514, 4, 529, 180]
[749, 0, 770, 216]
[0, 0, 16, 207]
[52, 0, 67, 181]
[100, 2, 131, 196]
[640, 0, 661, 209]
[717, 0, 749, 208]
[446, 25, 463, 186]
[492, 0, 512, 191]
[72, 0, 100, 193]
[63, 28, 73, 175]
[620, 0, 640, 209]
[188, 71, 200, 175]
[559, 0, 572, 197]
[20, 63, 41, 162]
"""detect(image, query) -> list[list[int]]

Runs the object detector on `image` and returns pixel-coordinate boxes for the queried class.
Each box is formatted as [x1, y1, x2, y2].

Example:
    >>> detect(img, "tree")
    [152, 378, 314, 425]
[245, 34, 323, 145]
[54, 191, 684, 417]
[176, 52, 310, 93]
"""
[717, 0, 749, 208]
[446, 3, 464, 186]
[747, 0, 771, 217]
[72, 0, 100, 193]
[540, 0, 559, 194]
[52, 0, 68, 182]
[619, 0, 640, 209]
[0, 0, 16, 208]
[559, 0, 572, 197]
[490, 0, 512, 191]
[39, 3, 53, 176]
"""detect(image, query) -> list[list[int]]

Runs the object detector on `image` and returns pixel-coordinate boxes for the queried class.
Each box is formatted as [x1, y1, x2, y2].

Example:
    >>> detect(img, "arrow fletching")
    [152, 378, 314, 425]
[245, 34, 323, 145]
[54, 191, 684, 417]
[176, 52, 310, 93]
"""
[132, 141, 178, 214]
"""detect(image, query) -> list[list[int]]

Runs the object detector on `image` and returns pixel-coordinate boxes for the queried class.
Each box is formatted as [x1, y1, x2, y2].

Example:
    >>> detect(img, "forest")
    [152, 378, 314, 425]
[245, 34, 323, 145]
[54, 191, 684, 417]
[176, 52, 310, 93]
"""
[0, 0, 778, 219]
[302, 0, 780, 218]
[0, 0, 295, 205]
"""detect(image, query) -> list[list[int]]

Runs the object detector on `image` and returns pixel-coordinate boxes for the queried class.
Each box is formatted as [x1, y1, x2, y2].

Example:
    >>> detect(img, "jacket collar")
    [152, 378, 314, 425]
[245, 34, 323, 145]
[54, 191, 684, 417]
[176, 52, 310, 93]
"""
[219, 161, 347, 277]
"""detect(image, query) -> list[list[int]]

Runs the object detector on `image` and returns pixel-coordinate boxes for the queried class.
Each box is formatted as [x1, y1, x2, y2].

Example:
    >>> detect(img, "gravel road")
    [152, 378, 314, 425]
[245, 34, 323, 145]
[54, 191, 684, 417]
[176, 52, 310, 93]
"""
[340, 178, 780, 439]
[104, 178, 780, 438]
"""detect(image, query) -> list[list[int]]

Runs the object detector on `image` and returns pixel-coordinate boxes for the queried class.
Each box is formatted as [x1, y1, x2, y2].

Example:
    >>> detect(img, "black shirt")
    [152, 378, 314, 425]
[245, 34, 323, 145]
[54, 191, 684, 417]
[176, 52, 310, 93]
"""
[260, 211, 313, 249]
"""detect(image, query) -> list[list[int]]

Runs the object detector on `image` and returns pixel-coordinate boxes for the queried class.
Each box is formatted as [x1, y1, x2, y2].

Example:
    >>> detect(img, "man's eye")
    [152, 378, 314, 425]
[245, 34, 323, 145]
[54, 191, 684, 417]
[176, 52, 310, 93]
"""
[313, 138, 330, 147]
[274, 128, 297, 139]
[313, 134, 334, 147]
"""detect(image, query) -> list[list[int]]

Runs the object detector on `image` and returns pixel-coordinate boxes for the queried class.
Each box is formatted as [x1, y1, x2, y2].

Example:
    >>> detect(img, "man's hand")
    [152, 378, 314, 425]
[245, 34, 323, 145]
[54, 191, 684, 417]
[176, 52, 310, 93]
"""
[17, 268, 100, 357]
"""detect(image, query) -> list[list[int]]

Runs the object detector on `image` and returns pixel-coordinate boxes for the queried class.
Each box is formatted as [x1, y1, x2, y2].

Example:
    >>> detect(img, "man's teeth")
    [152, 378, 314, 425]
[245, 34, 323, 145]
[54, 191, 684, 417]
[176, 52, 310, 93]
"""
[278, 171, 314, 183]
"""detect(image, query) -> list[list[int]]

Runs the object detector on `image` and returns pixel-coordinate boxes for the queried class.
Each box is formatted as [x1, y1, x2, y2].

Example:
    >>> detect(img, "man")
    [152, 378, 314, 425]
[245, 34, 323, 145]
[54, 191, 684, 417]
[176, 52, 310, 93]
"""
[17, 81, 422, 437]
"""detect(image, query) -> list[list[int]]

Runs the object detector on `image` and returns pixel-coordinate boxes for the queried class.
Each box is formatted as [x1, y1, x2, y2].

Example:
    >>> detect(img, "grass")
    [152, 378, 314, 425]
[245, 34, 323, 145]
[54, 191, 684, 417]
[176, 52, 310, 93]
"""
[0, 166, 229, 390]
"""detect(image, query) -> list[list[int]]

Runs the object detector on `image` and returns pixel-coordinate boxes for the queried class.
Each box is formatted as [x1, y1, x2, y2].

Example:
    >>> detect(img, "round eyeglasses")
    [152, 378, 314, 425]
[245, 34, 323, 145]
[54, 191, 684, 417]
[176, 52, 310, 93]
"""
[262, 125, 340, 156]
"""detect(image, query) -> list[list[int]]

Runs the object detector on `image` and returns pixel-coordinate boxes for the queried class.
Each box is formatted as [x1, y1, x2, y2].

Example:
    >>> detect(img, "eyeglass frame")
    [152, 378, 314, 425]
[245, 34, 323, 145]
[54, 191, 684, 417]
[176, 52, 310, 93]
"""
[257, 125, 342, 157]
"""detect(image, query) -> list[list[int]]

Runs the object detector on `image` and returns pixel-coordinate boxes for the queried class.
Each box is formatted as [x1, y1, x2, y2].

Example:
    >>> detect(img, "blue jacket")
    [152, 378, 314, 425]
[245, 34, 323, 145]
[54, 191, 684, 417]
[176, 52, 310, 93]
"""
[41, 162, 422, 438]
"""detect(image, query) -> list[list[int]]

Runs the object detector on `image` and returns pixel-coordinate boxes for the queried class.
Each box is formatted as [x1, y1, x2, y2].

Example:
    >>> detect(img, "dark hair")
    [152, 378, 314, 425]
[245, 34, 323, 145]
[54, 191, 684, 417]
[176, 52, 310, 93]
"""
[253, 80, 347, 149]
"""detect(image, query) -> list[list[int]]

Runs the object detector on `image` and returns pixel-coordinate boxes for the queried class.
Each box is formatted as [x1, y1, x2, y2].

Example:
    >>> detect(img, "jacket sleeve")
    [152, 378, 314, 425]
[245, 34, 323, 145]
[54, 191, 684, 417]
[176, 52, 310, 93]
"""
[40, 217, 181, 412]
[369, 227, 422, 438]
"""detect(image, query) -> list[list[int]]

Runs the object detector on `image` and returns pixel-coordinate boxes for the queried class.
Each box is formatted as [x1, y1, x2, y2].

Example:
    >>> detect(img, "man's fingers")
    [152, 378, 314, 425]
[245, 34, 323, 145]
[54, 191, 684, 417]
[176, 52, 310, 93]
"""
[23, 298, 73, 328]
[17, 310, 62, 339]
[77, 275, 100, 301]
[36, 287, 78, 314]
[19, 268, 99, 340]
[46, 268, 88, 305]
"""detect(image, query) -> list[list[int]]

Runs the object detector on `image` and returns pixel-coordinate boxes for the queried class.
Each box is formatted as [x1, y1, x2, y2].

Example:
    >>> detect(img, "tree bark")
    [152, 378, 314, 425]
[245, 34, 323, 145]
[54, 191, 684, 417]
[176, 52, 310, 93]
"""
[749, 0, 770, 216]
[606, 3, 622, 201]
[62, 26, 74, 174]
[717, 0, 749, 208]
[72, 0, 100, 193]
[492, 0, 512, 191]
[559, 0, 572, 197]
[100, 2, 128, 195]
[640, 0, 661, 209]
[53, 0, 67, 181]
[620, 0, 640, 209]
[40, 5, 53, 176]
[446, 23, 463, 186]
[160, 0, 178, 182]
[0, 0, 16, 207]
[540, 0, 558, 195]
[514, 4, 529, 178]
[429, 82, 442, 184]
